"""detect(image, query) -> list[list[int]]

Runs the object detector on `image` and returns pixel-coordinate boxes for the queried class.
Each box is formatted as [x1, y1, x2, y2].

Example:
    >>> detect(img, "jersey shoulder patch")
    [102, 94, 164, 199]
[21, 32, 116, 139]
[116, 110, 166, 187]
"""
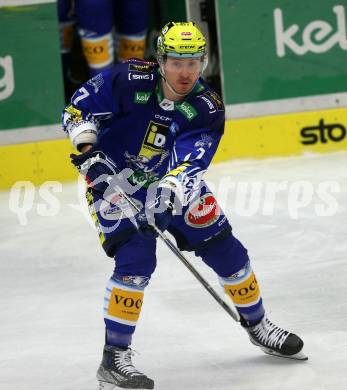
[126, 59, 158, 82]
[195, 87, 225, 114]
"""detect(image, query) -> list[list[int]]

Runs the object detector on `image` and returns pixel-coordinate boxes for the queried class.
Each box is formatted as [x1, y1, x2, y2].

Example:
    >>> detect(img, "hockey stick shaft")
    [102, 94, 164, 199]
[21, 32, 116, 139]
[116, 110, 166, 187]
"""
[118, 189, 240, 322]
[156, 229, 240, 322]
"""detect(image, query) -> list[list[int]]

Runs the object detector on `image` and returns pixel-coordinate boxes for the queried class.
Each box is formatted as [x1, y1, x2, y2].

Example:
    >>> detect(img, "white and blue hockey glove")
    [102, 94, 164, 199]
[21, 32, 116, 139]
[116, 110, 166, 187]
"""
[135, 183, 176, 239]
[135, 211, 159, 239]
[70, 148, 118, 194]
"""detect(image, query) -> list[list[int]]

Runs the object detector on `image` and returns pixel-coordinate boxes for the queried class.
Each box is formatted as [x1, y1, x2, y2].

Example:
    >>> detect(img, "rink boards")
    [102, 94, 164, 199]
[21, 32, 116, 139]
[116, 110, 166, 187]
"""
[1, 106, 347, 189]
[213, 106, 347, 162]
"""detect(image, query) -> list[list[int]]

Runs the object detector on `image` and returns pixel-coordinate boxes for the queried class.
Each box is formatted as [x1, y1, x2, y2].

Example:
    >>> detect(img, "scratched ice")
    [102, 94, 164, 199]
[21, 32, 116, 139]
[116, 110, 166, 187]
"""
[1, 152, 346, 390]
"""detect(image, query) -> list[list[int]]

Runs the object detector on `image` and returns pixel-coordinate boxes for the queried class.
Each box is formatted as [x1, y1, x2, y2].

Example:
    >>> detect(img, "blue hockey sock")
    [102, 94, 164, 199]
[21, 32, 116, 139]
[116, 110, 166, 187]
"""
[106, 329, 132, 348]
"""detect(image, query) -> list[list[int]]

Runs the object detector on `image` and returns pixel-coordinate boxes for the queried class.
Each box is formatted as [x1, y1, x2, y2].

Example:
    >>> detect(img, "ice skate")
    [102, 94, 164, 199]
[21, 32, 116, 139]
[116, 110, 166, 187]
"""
[242, 316, 308, 360]
[96, 345, 154, 389]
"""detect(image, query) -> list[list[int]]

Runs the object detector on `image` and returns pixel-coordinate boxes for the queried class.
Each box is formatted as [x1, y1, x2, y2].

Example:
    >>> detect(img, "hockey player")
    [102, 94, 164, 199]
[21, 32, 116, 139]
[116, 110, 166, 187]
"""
[62, 22, 307, 390]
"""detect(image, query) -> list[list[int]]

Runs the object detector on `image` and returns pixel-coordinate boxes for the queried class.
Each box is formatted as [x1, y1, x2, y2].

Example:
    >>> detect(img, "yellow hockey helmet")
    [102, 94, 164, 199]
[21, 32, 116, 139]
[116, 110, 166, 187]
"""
[157, 22, 207, 58]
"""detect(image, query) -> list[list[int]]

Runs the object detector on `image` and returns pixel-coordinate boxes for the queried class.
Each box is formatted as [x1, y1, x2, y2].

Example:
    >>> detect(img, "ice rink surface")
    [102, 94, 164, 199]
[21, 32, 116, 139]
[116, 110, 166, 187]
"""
[1, 152, 346, 390]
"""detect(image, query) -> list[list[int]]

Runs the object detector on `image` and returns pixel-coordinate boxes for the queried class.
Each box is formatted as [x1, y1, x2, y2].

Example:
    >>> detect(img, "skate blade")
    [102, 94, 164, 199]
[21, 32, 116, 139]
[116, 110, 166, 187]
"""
[260, 347, 308, 361]
[97, 381, 155, 390]
[97, 381, 115, 390]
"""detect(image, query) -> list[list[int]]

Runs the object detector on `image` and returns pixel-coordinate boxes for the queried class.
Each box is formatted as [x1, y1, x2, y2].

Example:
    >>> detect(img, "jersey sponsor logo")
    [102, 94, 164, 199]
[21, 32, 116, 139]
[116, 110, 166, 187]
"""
[177, 101, 197, 121]
[87, 73, 104, 93]
[101, 194, 143, 221]
[185, 193, 220, 228]
[181, 31, 192, 36]
[300, 119, 347, 145]
[134, 91, 152, 104]
[138, 121, 169, 159]
[129, 73, 154, 81]
[128, 63, 154, 73]
[128, 169, 159, 188]
[203, 90, 224, 111]
[124, 150, 168, 188]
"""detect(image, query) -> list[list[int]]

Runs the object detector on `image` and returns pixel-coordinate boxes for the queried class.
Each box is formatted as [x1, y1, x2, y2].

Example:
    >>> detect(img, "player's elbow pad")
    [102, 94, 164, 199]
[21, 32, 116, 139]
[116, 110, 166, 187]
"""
[73, 130, 97, 150]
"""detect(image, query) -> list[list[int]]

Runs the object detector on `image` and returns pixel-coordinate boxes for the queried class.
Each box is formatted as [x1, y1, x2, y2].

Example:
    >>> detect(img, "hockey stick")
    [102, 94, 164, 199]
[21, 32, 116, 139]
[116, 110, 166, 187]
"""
[75, 150, 239, 322]
[116, 187, 240, 323]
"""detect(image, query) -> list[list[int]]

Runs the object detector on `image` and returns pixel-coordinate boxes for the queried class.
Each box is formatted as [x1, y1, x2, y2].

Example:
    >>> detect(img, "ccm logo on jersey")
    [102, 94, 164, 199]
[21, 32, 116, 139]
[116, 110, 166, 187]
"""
[128, 73, 154, 81]
[155, 114, 172, 121]
[185, 193, 220, 228]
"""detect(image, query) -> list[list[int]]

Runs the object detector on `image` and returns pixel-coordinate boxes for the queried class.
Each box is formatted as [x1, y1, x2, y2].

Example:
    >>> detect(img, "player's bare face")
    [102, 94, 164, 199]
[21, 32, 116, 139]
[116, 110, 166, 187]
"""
[163, 57, 201, 98]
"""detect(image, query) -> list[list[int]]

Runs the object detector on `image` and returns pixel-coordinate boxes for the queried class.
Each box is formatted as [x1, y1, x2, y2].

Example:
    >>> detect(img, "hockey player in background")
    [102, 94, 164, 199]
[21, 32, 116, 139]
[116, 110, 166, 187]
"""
[76, 0, 149, 76]
[58, 0, 149, 77]
[62, 22, 307, 390]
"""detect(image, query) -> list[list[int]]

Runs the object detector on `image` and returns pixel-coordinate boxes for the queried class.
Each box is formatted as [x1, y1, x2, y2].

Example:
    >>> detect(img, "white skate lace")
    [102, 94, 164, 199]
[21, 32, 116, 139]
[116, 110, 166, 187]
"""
[113, 349, 144, 377]
[251, 318, 289, 349]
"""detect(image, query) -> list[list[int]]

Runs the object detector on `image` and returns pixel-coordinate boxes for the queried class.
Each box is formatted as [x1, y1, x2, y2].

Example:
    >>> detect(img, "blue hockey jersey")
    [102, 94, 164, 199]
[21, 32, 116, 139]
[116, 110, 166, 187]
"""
[62, 59, 225, 204]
